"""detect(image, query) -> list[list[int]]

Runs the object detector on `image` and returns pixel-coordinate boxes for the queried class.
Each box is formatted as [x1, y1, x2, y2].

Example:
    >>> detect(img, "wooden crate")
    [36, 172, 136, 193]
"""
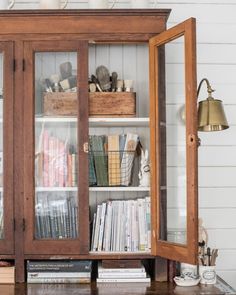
[43, 92, 136, 117]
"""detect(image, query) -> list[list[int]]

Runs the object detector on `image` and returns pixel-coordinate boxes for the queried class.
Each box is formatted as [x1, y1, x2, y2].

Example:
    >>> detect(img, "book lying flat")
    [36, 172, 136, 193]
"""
[96, 276, 150, 283]
[27, 260, 92, 272]
[98, 272, 146, 278]
[28, 272, 91, 278]
[28, 277, 91, 284]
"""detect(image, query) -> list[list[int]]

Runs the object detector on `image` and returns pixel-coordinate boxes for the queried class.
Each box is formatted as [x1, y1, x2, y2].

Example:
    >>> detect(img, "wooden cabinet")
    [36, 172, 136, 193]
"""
[0, 10, 199, 283]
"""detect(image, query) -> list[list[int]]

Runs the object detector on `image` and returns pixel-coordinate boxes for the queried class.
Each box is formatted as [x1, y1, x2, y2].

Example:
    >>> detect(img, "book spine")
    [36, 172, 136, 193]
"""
[27, 264, 92, 273]
[96, 277, 150, 283]
[98, 268, 145, 273]
[97, 202, 106, 251]
[67, 153, 72, 187]
[28, 278, 91, 283]
[43, 130, 49, 187]
[98, 272, 146, 278]
[58, 140, 65, 187]
[28, 272, 91, 278]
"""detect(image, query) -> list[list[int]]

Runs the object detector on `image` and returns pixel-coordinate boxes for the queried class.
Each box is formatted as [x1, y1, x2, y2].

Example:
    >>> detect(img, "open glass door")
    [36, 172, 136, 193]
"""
[150, 18, 198, 264]
[23, 41, 89, 254]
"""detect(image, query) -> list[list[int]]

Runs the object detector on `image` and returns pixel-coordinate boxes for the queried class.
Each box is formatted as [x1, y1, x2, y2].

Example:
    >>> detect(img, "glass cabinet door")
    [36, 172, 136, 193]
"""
[0, 42, 14, 253]
[24, 41, 89, 254]
[149, 18, 198, 264]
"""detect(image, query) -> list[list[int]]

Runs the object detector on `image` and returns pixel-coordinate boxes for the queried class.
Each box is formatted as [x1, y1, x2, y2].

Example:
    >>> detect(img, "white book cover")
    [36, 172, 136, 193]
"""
[126, 200, 132, 252]
[121, 133, 139, 186]
[91, 212, 96, 250]
[96, 277, 151, 283]
[98, 263, 146, 274]
[28, 277, 90, 283]
[145, 196, 151, 250]
[103, 200, 112, 251]
[137, 198, 146, 251]
[97, 202, 107, 251]
[98, 272, 146, 278]
[92, 205, 102, 251]
[115, 201, 122, 251]
[27, 272, 91, 278]
[111, 201, 118, 251]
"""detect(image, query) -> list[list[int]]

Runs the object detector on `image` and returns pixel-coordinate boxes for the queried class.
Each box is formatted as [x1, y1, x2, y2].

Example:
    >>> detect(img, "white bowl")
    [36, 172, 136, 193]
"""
[174, 276, 201, 287]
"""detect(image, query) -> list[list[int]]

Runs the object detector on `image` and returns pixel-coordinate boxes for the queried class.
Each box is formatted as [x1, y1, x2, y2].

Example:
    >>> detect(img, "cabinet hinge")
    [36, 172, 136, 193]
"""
[22, 59, 26, 72]
[22, 218, 26, 231]
[13, 59, 16, 72]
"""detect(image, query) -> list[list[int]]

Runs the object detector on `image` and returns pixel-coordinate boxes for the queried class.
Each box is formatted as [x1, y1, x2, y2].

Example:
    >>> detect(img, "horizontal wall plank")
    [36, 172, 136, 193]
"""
[199, 167, 236, 187]
[199, 188, 236, 208]
[167, 187, 236, 208]
[158, 3, 236, 24]
[166, 83, 236, 104]
[166, 43, 236, 64]
[200, 208, 236, 228]
[207, 229, 236, 249]
[167, 167, 236, 187]
[166, 64, 236, 84]
[199, 146, 236, 166]
[216, 250, 236, 269]
[168, 22, 236, 44]
[167, 146, 236, 167]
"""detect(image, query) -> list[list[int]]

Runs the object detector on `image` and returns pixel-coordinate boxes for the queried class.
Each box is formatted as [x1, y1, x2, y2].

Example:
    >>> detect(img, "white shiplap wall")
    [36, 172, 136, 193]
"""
[5, 0, 236, 288]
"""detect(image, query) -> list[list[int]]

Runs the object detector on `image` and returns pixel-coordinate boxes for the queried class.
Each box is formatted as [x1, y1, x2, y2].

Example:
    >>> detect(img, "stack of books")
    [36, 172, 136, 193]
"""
[96, 260, 150, 283]
[0, 263, 15, 284]
[27, 260, 92, 283]
[35, 129, 78, 187]
[35, 194, 78, 239]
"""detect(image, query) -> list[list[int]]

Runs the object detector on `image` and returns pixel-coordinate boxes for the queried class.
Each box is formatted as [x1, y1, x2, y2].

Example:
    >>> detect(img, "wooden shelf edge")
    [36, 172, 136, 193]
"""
[24, 253, 154, 260]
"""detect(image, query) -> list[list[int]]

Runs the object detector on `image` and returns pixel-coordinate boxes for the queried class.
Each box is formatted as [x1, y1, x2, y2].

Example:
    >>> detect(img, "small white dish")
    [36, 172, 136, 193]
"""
[174, 276, 201, 287]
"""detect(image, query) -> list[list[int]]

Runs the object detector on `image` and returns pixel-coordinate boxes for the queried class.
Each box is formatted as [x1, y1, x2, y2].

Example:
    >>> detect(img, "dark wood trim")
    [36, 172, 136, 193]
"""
[24, 253, 155, 260]
[14, 40, 25, 282]
[0, 10, 170, 39]
[149, 18, 198, 264]
[0, 42, 14, 254]
[77, 41, 89, 254]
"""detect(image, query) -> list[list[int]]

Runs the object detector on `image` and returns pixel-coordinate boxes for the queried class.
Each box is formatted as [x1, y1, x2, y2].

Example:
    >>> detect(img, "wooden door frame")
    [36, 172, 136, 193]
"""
[0, 42, 14, 254]
[149, 18, 198, 264]
[23, 40, 89, 255]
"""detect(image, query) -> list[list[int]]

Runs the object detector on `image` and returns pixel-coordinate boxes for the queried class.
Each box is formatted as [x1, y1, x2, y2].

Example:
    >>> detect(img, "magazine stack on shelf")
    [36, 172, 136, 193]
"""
[27, 260, 92, 283]
[91, 197, 151, 252]
[0, 261, 15, 284]
[96, 260, 151, 283]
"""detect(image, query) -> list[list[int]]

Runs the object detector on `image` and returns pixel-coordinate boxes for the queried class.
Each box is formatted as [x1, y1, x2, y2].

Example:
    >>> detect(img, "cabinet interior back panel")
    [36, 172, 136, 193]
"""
[89, 44, 149, 117]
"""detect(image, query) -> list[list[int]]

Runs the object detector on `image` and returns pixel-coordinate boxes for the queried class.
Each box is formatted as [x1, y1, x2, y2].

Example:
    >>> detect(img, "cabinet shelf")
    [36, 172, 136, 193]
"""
[35, 116, 150, 127]
[35, 186, 150, 192]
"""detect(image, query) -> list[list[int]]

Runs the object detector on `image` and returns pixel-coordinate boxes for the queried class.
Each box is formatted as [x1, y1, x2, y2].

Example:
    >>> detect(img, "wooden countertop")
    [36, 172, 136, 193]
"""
[4, 277, 235, 295]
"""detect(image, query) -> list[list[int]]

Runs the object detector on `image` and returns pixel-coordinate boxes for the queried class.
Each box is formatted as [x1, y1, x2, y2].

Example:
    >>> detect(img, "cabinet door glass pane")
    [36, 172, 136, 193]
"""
[0, 53, 3, 239]
[159, 37, 187, 245]
[35, 52, 78, 240]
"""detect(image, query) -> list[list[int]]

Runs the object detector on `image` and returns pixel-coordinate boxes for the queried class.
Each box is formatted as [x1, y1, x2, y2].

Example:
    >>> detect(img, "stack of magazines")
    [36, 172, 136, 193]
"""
[91, 197, 151, 252]
[27, 260, 92, 283]
[96, 260, 150, 283]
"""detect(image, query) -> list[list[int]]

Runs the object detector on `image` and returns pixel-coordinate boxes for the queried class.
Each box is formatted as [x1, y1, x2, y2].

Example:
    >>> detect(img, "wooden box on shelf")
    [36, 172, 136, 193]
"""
[43, 92, 136, 117]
